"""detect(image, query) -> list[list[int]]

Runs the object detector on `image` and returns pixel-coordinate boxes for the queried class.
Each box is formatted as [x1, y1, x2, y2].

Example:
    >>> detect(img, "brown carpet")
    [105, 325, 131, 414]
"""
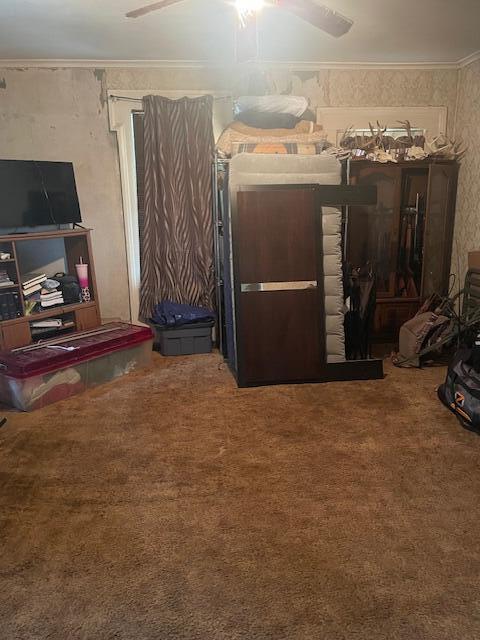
[1, 353, 480, 639]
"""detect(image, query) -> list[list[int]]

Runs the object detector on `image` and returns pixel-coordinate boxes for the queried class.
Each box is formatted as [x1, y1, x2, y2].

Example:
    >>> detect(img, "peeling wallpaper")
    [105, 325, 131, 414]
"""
[0, 65, 465, 318]
[106, 67, 233, 92]
[0, 68, 129, 321]
[256, 69, 456, 112]
[451, 59, 480, 287]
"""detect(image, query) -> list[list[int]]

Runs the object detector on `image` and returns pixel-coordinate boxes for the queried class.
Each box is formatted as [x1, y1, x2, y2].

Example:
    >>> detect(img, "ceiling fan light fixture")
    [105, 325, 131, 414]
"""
[124, 0, 354, 42]
[235, 0, 264, 25]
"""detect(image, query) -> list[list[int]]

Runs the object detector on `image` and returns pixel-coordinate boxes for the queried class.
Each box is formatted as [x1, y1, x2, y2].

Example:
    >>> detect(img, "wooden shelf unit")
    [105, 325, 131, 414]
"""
[0, 229, 100, 350]
[0, 300, 97, 326]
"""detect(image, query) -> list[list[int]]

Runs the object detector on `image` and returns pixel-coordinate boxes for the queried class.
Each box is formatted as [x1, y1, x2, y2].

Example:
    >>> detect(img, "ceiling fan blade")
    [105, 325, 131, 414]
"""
[235, 13, 259, 63]
[277, 0, 353, 37]
[126, 0, 185, 18]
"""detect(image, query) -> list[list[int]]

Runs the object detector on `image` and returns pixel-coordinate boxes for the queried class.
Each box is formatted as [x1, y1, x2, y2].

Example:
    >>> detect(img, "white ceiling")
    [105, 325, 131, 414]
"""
[0, 0, 479, 65]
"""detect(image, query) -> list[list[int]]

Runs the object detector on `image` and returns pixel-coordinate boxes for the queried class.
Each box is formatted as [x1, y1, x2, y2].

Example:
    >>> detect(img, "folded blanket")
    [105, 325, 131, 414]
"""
[217, 122, 327, 157]
[232, 142, 329, 155]
[229, 120, 322, 137]
[234, 111, 299, 129]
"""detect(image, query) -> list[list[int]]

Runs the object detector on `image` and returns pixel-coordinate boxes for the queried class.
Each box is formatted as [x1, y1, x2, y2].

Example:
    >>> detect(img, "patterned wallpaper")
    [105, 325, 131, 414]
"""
[259, 69, 458, 133]
[106, 67, 459, 136]
[451, 59, 480, 287]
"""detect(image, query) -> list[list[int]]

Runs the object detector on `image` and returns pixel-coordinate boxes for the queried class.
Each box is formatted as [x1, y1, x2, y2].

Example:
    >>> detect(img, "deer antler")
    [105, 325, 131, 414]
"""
[397, 120, 413, 143]
[339, 125, 354, 148]
[377, 120, 387, 134]
[425, 134, 468, 159]
[376, 121, 387, 149]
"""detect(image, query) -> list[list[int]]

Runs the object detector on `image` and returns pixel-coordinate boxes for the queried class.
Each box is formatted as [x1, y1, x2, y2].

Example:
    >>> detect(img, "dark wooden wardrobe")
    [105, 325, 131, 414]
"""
[347, 159, 458, 340]
[228, 183, 383, 387]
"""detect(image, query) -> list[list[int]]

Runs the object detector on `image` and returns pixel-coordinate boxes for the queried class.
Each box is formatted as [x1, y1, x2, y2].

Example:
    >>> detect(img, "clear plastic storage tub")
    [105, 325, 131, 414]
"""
[0, 322, 153, 411]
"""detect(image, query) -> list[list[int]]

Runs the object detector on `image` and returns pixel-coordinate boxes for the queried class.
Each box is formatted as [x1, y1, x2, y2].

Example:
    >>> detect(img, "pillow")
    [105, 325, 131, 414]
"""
[234, 95, 309, 117]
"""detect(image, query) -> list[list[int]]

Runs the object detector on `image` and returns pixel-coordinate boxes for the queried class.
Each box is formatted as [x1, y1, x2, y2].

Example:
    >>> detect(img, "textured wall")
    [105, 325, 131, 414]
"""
[0, 67, 129, 321]
[0, 65, 461, 319]
[107, 67, 458, 135]
[255, 68, 458, 135]
[106, 67, 232, 92]
[451, 59, 480, 287]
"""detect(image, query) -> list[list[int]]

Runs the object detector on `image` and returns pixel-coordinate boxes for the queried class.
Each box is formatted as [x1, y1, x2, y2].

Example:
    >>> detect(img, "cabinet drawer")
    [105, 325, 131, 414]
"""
[374, 301, 419, 341]
[75, 306, 100, 331]
[1, 322, 31, 350]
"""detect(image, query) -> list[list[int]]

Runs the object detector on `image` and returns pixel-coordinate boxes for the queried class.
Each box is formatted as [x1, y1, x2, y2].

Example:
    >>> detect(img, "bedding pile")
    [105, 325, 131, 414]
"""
[217, 95, 328, 157]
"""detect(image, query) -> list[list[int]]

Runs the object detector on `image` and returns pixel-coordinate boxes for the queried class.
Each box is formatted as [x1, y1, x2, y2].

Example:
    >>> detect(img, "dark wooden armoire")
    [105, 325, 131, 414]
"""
[224, 182, 383, 387]
[347, 159, 458, 341]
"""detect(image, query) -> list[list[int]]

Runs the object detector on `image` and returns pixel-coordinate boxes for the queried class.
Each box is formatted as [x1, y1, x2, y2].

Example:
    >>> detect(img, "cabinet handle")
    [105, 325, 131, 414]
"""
[241, 281, 317, 292]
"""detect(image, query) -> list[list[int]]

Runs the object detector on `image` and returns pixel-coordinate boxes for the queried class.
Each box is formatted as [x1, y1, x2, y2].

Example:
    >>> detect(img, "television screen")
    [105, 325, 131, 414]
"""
[0, 159, 82, 228]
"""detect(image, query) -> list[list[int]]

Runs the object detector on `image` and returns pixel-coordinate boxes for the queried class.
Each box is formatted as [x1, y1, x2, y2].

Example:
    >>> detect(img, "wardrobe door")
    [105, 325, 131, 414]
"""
[348, 164, 402, 297]
[422, 162, 458, 297]
[233, 186, 324, 386]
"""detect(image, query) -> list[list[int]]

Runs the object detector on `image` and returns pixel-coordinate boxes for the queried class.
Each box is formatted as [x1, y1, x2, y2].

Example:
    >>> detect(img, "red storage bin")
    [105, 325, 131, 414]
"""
[0, 323, 153, 411]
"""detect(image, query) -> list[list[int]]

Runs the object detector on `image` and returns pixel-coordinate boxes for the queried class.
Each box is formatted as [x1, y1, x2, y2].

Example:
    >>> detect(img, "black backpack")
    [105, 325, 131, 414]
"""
[438, 348, 480, 434]
[53, 272, 81, 305]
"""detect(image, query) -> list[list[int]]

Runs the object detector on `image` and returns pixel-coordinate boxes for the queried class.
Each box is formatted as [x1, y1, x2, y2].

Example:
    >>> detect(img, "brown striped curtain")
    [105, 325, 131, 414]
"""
[139, 94, 215, 319]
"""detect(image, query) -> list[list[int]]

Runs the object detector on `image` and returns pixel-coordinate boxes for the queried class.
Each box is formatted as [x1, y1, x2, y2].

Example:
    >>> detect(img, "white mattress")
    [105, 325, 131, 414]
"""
[229, 153, 345, 362]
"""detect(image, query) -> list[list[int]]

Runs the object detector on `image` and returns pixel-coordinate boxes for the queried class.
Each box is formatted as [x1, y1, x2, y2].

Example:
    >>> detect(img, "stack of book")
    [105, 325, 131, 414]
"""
[22, 274, 47, 315]
[23, 273, 46, 296]
[0, 269, 15, 289]
[0, 291, 22, 320]
[23, 274, 66, 315]
[40, 289, 64, 308]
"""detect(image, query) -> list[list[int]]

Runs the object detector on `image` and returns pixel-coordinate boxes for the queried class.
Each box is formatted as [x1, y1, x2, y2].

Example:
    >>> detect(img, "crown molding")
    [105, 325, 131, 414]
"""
[457, 50, 480, 68]
[0, 56, 475, 70]
[0, 59, 214, 70]
[259, 60, 459, 70]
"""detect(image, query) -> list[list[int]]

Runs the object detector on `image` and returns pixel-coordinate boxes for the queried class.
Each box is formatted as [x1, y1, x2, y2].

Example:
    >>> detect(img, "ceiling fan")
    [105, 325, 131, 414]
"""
[125, 0, 353, 61]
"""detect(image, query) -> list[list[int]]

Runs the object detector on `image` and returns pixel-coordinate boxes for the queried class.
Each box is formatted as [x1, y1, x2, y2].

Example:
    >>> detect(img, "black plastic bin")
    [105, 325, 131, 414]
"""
[150, 320, 214, 356]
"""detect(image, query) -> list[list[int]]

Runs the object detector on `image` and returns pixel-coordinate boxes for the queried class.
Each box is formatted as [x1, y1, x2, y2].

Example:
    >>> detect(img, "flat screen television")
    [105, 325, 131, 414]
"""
[0, 159, 82, 228]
